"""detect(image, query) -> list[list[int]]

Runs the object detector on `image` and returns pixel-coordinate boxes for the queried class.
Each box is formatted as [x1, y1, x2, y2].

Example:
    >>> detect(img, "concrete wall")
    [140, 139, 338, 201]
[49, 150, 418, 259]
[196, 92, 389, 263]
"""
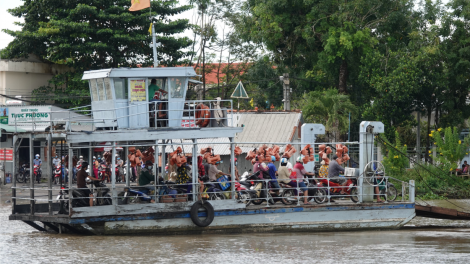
[1, 71, 53, 104]
[0, 60, 71, 105]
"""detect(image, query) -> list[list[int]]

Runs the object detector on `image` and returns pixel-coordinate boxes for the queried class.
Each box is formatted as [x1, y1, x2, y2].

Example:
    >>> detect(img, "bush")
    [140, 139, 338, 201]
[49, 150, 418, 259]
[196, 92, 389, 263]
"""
[401, 163, 470, 199]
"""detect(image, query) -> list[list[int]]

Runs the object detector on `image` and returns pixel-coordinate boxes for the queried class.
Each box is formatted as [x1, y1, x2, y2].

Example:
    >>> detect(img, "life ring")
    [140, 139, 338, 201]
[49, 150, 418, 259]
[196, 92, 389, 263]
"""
[190, 200, 214, 227]
[195, 104, 210, 127]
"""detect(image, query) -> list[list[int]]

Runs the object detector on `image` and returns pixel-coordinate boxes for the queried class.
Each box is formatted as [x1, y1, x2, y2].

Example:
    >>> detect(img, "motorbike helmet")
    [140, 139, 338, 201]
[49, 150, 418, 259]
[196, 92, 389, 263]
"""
[271, 156, 276, 162]
[281, 157, 288, 164]
[79, 155, 83, 159]
[35, 154, 40, 159]
[296, 156, 303, 162]
[93, 156, 96, 159]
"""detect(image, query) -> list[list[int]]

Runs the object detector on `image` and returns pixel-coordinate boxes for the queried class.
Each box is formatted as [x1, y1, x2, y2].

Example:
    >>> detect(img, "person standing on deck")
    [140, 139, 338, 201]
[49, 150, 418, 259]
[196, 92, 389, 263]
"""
[116, 155, 124, 182]
[291, 156, 314, 205]
[318, 160, 329, 178]
[148, 79, 168, 101]
[138, 160, 156, 203]
[197, 156, 206, 198]
[93, 156, 99, 178]
[76, 162, 101, 207]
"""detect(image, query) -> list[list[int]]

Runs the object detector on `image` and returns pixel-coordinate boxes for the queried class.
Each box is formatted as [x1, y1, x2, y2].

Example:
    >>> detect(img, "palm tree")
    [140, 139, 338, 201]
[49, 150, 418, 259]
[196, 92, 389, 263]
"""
[302, 88, 357, 141]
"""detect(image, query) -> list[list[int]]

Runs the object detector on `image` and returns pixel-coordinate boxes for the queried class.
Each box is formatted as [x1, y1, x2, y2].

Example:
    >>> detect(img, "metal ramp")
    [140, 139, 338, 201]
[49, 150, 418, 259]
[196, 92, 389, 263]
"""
[415, 205, 470, 220]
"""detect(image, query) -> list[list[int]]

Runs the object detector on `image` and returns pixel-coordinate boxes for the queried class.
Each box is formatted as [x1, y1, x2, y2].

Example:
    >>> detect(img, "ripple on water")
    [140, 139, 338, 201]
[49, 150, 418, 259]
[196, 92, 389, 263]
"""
[1, 206, 470, 264]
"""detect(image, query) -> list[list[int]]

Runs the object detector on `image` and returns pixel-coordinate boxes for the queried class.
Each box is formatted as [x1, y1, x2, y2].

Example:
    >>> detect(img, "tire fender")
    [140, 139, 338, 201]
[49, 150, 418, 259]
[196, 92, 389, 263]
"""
[190, 200, 215, 227]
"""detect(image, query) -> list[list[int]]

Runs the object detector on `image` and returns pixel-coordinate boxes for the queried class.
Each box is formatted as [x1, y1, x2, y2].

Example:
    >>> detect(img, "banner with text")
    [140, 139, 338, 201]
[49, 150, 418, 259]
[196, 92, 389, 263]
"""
[0, 148, 13, 161]
[8, 106, 52, 127]
[130, 79, 147, 102]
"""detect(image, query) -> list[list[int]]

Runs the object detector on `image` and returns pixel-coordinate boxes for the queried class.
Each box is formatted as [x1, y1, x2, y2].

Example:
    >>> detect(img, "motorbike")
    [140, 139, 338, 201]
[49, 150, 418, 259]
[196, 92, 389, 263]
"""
[57, 185, 70, 214]
[318, 175, 359, 202]
[119, 185, 155, 204]
[53, 165, 62, 185]
[98, 164, 111, 183]
[16, 164, 30, 183]
[280, 175, 328, 205]
[92, 180, 112, 206]
[234, 181, 257, 206]
[200, 177, 225, 200]
[245, 171, 280, 205]
[33, 165, 41, 183]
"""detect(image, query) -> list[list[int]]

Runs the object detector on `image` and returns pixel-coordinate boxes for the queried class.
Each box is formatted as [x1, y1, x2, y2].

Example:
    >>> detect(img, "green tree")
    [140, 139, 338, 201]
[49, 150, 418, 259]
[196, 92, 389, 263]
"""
[237, 0, 413, 93]
[360, 0, 449, 153]
[301, 88, 357, 139]
[381, 131, 408, 177]
[2, 0, 192, 107]
[430, 127, 470, 170]
[439, 0, 470, 128]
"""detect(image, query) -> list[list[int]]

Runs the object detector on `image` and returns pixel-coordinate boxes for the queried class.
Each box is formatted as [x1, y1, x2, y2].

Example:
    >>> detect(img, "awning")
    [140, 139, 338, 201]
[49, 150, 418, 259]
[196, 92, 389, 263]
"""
[0, 123, 27, 133]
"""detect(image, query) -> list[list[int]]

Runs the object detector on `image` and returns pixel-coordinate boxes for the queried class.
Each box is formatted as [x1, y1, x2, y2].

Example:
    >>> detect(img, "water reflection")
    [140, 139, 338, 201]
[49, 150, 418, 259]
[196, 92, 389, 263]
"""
[2, 189, 470, 264]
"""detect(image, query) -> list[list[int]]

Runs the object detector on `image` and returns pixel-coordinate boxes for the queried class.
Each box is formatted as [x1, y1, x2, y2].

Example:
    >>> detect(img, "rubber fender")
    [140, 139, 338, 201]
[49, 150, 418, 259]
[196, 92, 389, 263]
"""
[190, 200, 215, 227]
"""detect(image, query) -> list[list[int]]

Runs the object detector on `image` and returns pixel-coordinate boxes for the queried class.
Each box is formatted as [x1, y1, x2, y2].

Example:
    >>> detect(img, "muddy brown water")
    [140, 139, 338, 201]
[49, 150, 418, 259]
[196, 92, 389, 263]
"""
[1, 188, 470, 263]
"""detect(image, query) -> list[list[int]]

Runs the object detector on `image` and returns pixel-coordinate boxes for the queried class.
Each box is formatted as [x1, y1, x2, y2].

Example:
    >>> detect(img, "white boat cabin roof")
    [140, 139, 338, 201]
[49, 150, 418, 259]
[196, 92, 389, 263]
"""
[82, 67, 198, 80]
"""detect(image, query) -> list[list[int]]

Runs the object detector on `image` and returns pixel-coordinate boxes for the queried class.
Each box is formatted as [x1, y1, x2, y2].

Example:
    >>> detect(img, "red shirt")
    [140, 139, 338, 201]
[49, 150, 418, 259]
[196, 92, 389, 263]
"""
[293, 162, 307, 180]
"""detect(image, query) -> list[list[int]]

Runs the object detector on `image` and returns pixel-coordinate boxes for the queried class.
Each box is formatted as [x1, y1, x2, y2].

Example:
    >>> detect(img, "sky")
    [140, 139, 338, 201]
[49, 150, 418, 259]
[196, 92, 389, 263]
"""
[0, 0, 23, 51]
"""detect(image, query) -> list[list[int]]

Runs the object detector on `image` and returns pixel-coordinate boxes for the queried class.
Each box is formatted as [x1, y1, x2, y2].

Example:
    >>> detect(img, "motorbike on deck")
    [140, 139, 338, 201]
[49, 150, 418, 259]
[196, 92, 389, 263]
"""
[57, 185, 70, 214]
[318, 175, 359, 202]
[199, 176, 225, 201]
[280, 175, 328, 205]
[245, 171, 280, 205]
[118, 180, 158, 204]
[234, 181, 257, 206]
[92, 180, 112, 206]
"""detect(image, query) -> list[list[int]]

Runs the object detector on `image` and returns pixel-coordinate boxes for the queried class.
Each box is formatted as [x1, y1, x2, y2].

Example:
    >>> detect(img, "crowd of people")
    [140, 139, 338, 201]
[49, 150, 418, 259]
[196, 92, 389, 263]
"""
[70, 148, 386, 204]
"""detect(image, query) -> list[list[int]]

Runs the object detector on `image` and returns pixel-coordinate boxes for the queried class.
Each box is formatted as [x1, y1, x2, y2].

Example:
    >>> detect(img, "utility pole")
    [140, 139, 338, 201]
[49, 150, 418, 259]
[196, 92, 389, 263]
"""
[416, 112, 421, 164]
[281, 73, 291, 111]
[151, 23, 161, 67]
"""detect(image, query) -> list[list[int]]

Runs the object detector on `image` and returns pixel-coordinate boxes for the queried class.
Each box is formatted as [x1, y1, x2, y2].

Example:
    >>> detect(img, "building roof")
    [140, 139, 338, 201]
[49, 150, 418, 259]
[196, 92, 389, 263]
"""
[82, 67, 197, 80]
[194, 63, 249, 84]
[156, 112, 302, 155]
[235, 112, 302, 148]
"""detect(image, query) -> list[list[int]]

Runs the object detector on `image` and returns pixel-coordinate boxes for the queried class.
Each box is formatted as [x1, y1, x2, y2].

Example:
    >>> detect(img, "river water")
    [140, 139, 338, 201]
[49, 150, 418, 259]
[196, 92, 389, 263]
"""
[1, 192, 470, 264]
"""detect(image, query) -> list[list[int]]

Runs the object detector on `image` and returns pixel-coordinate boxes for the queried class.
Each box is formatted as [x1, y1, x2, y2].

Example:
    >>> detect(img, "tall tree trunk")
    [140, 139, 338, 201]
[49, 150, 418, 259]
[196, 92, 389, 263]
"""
[338, 59, 348, 93]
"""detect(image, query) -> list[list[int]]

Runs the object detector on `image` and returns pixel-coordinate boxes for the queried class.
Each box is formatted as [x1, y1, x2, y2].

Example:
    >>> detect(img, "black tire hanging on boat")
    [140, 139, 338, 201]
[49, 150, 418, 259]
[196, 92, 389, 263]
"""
[190, 200, 215, 227]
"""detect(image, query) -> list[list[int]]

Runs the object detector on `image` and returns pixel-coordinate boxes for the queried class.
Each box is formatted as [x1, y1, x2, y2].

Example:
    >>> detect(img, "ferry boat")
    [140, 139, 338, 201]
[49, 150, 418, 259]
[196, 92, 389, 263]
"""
[8, 66, 416, 235]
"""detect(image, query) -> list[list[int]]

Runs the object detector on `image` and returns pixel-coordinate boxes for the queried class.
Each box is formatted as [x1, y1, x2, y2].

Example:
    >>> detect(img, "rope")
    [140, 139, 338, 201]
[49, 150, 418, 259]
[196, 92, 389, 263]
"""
[376, 136, 470, 213]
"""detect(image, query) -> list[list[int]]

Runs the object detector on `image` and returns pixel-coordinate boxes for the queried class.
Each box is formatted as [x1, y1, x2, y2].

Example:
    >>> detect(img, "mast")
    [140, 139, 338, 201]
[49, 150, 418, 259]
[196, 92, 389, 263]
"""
[149, 1, 160, 67]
